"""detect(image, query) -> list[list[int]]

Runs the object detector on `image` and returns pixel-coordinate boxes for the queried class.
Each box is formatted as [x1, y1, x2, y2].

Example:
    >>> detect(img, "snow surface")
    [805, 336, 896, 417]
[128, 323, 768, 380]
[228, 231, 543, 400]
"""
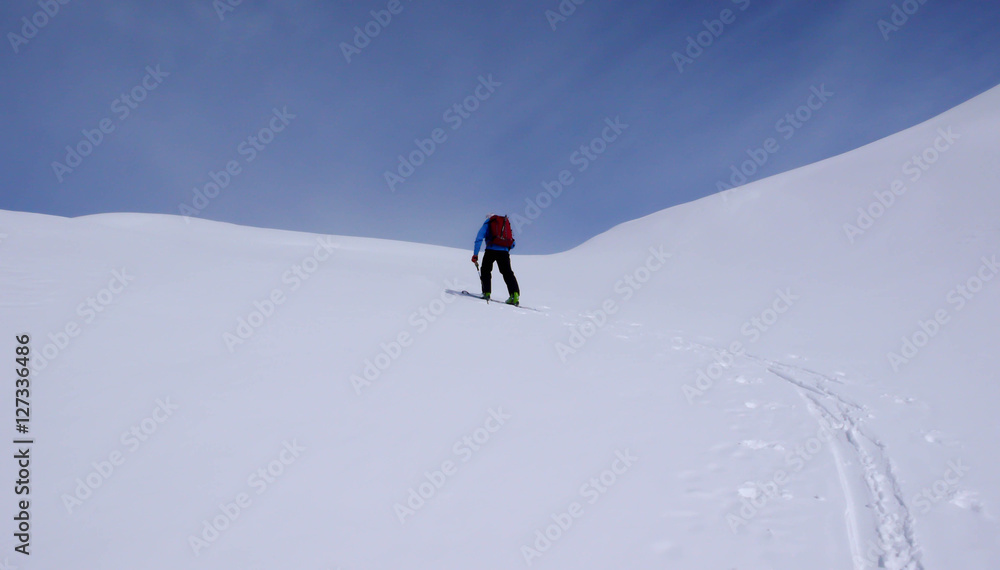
[3, 86, 1000, 569]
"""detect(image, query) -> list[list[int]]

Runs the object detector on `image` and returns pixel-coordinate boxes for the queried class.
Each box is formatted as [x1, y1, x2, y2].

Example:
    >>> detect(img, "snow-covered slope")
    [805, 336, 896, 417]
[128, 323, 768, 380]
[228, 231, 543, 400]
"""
[2, 86, 999, 569]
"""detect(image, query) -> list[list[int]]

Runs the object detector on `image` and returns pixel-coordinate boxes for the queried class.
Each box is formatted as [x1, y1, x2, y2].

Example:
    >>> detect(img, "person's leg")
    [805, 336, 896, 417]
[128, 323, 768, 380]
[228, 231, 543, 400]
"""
[496, 251, 519, 295]
[480, 249, 497, 296]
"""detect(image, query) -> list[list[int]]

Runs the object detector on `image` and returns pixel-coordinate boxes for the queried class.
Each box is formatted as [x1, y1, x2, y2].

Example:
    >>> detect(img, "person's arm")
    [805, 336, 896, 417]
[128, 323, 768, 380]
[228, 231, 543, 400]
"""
[472, 221, 488, 260]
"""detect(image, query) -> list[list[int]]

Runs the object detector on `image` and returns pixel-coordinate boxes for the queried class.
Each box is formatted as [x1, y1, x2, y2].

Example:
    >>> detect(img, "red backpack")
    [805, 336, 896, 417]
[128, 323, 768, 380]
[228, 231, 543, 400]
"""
[487, 215, 514, 248]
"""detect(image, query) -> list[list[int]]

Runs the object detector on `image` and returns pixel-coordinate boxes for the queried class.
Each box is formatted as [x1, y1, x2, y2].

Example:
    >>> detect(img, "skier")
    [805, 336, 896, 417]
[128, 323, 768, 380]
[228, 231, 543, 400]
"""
[472, 214, 520, 305]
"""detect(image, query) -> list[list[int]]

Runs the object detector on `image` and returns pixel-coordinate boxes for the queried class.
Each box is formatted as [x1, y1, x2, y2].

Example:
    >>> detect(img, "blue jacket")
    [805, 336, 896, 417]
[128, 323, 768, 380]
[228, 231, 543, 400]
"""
[473, 219, 515, 256]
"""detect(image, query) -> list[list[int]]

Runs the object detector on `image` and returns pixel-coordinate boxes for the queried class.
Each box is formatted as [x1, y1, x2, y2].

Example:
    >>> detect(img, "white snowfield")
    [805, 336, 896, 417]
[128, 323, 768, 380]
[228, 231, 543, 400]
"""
[3, 86, 1000, 570]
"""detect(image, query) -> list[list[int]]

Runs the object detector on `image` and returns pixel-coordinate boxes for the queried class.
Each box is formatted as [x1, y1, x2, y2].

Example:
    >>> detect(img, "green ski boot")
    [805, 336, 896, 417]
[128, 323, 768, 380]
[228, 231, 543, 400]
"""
[505, 292, 519, 306]
[482, 292, 490, 301]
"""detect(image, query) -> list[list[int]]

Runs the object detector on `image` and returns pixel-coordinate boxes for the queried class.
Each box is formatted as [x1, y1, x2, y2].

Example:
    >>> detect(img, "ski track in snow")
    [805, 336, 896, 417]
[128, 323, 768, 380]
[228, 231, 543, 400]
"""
[765, 364, 924, 570]
[680, 337, 925, 570]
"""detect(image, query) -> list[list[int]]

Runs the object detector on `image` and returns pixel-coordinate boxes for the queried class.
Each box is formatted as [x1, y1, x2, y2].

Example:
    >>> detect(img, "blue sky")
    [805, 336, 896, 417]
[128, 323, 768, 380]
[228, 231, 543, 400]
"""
[2, 0, 999, 253]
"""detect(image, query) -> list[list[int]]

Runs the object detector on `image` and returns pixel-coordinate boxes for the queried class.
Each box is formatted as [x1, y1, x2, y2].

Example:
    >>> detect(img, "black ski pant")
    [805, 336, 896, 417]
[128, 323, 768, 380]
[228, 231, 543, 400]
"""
[480, 249, 519, 297]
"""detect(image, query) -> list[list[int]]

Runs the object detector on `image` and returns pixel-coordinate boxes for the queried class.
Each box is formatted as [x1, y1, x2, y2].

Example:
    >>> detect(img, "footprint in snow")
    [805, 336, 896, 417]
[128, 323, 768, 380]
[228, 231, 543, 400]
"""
[922, 429, 960, 447]
[951, 490, 990, 517]
[739, 439, 785, 452]
[733, 375, 765, 385]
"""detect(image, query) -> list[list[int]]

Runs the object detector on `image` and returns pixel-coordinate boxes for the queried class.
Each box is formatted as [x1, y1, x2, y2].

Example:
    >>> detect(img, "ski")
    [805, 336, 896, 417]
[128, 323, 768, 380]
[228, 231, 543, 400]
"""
[445, 289, 543, 312]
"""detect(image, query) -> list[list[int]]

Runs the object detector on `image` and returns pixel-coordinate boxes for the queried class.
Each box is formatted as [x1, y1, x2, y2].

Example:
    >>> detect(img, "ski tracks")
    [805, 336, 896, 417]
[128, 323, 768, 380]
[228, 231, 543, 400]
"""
[679, 336, 925, 569]
[765, 363, 924, 570]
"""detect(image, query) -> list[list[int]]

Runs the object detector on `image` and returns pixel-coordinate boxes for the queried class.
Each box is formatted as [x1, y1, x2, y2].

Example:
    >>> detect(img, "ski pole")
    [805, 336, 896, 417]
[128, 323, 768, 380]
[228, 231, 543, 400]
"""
[473, 261, 487, 302]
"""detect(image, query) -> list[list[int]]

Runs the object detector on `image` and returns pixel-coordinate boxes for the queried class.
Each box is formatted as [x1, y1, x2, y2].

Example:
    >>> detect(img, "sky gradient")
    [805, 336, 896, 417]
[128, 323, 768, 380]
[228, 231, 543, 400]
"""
[2, 0, 999, 253]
